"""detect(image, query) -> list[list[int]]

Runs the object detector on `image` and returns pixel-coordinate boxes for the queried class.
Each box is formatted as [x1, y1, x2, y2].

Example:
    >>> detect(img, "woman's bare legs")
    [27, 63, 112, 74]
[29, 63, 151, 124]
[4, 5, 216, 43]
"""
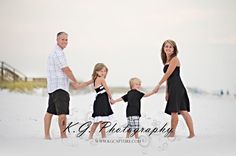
[180, 111, 195, 138]
[169, 112, 178, 137]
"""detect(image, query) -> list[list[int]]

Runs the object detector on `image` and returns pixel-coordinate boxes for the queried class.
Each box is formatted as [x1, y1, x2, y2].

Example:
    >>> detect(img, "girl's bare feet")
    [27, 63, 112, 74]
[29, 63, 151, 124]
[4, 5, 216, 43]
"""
[188, 133, 195, 138]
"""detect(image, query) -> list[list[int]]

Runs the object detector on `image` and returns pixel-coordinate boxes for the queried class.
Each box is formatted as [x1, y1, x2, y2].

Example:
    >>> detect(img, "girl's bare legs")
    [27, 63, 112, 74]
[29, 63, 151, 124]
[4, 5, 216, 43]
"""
[180, 111, 195, 138]
[100, 122, 106, 138]
[89, 122, 99, 139]
[169, 112, 178, 137]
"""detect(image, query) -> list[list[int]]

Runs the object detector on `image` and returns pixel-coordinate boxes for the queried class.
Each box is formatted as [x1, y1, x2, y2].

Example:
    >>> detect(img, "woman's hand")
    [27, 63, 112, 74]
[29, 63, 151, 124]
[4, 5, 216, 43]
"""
[153, 84, 160, 93]
[165, 92, 169, 101]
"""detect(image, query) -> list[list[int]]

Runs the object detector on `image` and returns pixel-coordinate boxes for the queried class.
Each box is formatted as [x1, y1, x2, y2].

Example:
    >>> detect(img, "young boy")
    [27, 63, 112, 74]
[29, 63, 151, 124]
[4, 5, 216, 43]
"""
[111, 77, 156, 139]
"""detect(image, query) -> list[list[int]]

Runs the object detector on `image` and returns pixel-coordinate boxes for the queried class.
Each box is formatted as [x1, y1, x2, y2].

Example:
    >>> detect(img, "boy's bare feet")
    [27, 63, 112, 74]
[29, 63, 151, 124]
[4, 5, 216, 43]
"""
[61, 133, 67, 139]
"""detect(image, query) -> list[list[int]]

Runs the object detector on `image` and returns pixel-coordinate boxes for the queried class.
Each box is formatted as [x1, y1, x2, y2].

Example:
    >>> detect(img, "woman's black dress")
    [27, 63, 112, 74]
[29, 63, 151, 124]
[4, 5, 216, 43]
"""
[163, 64, 190, 115]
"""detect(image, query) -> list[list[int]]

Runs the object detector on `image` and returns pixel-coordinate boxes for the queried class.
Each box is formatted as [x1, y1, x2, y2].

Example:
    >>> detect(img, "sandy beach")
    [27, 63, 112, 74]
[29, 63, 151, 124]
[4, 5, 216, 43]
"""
[0, 90, 235, 156]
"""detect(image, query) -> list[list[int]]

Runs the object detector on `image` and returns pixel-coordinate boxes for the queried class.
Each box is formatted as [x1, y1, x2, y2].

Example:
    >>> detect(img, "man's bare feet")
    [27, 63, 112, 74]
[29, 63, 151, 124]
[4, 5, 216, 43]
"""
[44, 135, 51, 140]
[61, 133, 67, 139]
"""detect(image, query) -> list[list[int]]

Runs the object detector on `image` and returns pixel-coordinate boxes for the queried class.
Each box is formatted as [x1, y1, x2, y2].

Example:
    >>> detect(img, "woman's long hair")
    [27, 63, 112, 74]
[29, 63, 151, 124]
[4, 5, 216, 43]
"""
[161, 40, 178, 64]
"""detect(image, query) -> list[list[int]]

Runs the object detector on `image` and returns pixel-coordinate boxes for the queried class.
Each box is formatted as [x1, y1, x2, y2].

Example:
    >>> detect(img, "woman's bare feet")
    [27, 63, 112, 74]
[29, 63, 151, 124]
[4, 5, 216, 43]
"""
[168, 131, 175, 137]
[88, 135, 93, 140]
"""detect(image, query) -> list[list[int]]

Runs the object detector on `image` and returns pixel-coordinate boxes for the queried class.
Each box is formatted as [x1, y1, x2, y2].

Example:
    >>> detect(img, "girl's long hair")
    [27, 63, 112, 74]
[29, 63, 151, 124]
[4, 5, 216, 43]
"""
[161, 40, 178, 64]
[92, 63, 108, 82]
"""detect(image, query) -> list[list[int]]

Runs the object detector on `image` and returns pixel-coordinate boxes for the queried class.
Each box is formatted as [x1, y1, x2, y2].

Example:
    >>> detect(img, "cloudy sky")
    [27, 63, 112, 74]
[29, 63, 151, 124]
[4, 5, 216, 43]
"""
[0, 0, 236, 92]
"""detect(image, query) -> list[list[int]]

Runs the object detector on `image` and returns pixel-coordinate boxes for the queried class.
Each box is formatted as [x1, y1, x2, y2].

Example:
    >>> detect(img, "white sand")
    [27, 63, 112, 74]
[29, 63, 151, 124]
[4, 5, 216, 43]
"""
[0, 90, 236, 156]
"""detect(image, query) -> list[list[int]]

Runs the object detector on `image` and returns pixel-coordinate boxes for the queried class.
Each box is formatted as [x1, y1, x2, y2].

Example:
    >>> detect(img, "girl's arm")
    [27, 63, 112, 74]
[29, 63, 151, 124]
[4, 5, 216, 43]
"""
[111, 97, 123, 104]
[154, 57, 179, 92]
[100, 78, 113, 99]
[78, 79, 93, 89]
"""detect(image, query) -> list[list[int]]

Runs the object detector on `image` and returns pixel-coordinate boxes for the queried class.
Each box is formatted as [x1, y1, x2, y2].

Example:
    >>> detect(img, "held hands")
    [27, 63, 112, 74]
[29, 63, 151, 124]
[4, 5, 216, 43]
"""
[110, 98, 116, 105]
[71, 81, 80, 89]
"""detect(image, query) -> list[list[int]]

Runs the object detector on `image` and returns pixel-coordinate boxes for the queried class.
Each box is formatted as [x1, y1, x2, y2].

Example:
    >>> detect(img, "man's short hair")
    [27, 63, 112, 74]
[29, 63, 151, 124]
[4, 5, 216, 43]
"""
[57, 32, 68, 38]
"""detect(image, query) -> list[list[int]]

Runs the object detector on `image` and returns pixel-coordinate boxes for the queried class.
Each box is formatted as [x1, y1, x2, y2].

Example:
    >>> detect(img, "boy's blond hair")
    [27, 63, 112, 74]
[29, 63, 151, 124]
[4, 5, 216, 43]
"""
[129, 77, 141, 89]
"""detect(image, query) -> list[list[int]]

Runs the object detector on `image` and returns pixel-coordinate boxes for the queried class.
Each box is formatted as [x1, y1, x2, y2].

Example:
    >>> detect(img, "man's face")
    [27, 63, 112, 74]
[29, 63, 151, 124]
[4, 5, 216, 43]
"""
[57, 34, 68, 49]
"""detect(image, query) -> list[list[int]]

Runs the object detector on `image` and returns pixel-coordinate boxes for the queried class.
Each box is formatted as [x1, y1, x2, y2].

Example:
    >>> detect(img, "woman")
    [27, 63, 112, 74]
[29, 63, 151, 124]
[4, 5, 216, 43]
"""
[153, 39, 195, 138]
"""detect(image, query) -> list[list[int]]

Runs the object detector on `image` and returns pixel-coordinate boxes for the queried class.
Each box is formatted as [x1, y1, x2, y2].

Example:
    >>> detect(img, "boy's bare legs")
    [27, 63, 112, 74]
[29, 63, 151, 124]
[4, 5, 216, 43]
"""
[180, 111, 195, 138]
[126, 130, 138, 139]
[44, 112, 53, 139]
[89, 123, 99, 139]
[58, 114, 67, 138]
[126, 130, 131, 138]
[100, 122, 106, 138]
[134, 132, 139, 139]
[169, 112, 178, 137]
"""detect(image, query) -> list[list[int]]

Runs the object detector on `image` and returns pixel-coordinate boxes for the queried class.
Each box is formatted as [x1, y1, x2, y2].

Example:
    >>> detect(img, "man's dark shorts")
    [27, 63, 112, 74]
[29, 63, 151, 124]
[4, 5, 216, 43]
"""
[47, 89, 70, 115]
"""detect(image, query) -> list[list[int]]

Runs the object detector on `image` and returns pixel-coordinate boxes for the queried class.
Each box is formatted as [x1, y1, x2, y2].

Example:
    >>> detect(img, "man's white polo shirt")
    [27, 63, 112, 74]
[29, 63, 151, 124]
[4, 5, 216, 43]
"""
[47, 45, 69, 93]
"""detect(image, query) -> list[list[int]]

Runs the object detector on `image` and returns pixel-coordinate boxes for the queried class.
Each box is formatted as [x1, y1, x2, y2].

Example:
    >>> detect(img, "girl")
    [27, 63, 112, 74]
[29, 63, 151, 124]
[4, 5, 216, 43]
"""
[153, 40, 195, 138]
[79, 63, 114, 139]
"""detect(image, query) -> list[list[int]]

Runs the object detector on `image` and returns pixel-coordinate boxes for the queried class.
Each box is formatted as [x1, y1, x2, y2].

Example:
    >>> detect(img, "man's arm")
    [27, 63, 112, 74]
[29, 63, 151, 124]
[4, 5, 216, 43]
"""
[62, 67, 79, 88]
[77, 79, 93, 89]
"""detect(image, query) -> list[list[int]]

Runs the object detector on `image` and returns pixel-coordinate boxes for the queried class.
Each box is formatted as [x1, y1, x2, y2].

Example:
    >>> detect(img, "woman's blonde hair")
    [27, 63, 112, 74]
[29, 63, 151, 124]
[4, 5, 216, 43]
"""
[92, 63, 108, 81]
[161, 39, 178, 64]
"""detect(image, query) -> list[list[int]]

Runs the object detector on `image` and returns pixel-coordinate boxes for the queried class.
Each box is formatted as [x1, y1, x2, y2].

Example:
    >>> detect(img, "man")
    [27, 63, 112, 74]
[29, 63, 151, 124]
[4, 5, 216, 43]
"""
[44, 32, 79, 139]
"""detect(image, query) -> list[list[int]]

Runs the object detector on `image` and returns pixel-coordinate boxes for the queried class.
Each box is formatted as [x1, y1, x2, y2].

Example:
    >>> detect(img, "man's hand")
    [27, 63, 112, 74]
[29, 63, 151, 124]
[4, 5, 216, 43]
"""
[71, 81, 80, 89]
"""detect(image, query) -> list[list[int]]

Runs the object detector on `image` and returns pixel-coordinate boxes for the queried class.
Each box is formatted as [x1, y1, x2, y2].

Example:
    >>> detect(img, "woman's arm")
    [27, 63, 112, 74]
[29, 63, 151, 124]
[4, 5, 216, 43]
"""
[166, 81, 168, 94]
[153, 57, 179, 93]
[165, 82, 168, 101]
[158, 57, 178, 85]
